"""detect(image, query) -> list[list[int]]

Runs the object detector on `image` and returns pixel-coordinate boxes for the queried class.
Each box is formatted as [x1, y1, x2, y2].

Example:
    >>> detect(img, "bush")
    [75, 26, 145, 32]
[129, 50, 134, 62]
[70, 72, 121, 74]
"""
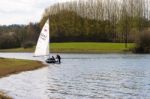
[22, 41, 35, 48]
[133, 30, 150, 53]
[0, 34, 20, 49]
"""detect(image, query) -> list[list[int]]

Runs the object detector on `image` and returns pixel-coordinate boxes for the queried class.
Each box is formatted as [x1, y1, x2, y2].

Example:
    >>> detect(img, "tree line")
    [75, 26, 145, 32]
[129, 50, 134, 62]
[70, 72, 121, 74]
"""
[41, 0, 150, 43]
[0, 0, 150, 50]
[0, 23, 40, 49]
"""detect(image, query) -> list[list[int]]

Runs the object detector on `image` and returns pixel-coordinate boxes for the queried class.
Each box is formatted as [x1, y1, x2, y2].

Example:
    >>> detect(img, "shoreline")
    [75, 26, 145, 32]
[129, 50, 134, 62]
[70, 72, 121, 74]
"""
[0, 50, 132, 54]
[0, 51, 147, 55]
[0, 42, 134, 53]
[0, 91, 12, 99]
[0, 58, 46, 99]
[0, 58, 46, 78]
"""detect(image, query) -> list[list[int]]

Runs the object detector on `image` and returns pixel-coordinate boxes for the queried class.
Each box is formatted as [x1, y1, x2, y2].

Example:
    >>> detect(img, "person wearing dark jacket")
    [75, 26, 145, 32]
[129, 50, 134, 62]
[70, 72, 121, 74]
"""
[51, 56, 55, 61]
[56, 54, 61, 63]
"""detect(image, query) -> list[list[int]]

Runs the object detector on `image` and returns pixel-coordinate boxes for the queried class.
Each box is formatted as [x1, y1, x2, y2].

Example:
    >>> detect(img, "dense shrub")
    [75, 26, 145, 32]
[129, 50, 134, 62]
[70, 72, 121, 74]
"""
[133, 30, 150, 53]
[22, 41, 35, 48]
[0, 34, 20, 49]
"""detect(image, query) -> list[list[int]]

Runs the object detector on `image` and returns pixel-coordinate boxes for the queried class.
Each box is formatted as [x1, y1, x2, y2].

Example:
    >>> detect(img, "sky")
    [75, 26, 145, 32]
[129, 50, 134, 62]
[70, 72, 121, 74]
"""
[0, 0, 74, 25]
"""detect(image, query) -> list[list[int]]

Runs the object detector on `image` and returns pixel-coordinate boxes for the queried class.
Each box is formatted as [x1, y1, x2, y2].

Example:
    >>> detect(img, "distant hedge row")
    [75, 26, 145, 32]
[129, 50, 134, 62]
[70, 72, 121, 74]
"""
[0, 24, 40, 49]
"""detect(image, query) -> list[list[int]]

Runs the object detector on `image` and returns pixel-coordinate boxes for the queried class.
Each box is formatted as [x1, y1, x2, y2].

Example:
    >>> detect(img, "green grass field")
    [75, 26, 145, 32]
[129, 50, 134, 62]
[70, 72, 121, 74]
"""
[51, 42, 134, 53]
[0, 42, 134, 53]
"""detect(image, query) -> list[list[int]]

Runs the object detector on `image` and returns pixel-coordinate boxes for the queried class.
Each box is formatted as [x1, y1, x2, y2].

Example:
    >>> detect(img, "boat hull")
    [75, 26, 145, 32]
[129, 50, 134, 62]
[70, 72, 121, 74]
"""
[45, 59, 60, 64]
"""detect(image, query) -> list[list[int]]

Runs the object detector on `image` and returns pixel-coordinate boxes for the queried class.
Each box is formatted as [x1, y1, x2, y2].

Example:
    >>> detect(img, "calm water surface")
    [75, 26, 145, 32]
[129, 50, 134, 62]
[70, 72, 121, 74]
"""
[0, 53, 150, 99]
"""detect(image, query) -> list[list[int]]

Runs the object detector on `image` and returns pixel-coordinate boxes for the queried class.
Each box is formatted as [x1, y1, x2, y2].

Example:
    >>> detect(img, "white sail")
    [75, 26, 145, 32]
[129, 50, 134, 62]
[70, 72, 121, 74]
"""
[34, 19, 49, 56]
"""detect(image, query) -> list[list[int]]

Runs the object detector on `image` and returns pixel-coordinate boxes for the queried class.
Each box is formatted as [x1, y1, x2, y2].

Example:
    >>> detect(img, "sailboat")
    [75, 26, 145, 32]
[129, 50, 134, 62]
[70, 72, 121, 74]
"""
[34, 19, 58, 63]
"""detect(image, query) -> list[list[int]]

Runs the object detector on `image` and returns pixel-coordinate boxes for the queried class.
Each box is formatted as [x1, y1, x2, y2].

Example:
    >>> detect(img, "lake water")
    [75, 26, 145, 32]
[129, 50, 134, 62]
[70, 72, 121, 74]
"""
[0, 53, 150, 99]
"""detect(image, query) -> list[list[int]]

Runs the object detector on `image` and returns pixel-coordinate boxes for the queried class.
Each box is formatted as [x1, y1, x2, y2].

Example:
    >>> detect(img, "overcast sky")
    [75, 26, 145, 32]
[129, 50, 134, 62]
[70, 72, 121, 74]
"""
[0, 0, 74, 25]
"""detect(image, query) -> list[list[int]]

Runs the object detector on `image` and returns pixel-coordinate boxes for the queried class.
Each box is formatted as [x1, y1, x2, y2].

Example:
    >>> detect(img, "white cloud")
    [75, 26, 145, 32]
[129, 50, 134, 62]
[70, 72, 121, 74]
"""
[0, 0, 73, 25]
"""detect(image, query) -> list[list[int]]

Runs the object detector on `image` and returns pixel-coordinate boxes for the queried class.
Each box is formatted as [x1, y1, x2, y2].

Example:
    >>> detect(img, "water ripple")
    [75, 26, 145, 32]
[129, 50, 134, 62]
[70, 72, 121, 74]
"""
[0, 53, 150, 99]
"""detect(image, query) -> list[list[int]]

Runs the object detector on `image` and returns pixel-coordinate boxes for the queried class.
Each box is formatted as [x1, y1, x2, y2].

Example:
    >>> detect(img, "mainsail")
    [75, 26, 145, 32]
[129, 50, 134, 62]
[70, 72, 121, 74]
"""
[34, 19, 49, 56]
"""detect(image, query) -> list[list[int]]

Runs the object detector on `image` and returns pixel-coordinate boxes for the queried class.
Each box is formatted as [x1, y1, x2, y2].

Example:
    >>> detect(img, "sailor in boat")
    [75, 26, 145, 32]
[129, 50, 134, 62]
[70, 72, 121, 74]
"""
[46, 56, 56, 63]
[56, 54, 61, 64]
[51, 56, 55, 61]
[34, 19, 62, 64]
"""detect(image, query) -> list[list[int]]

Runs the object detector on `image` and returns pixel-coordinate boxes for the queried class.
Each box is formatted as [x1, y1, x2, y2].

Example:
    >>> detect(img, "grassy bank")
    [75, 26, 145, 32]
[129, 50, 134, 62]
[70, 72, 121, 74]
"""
[0, 91, 12, 99]
[0, 58, 45, 78]
[0, 42, 134, 53]
[0, 58, 45, 99]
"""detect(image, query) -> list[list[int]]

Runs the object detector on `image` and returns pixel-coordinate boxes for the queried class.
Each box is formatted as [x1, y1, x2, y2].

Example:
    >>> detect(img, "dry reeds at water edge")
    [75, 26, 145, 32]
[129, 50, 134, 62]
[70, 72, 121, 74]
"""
[0, 91, 12, 99]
